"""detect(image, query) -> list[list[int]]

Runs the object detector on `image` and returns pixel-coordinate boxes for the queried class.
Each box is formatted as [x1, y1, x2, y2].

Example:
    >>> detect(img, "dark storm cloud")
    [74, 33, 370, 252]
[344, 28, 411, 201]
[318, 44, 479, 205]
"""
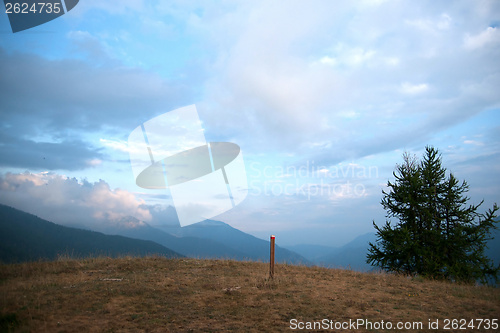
[0, 43, 196, 171]
[0, 46, 194, 138]
[0, 132, 103, 170]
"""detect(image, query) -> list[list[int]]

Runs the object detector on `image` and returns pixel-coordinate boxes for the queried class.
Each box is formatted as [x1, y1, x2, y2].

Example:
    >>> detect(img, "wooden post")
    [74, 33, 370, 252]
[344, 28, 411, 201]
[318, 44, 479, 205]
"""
[270, 235, 275, 279]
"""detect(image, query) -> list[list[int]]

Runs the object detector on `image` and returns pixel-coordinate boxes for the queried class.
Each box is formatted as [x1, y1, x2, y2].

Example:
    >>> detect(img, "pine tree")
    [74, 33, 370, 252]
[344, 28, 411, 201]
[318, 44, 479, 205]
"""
[367, 146, 499, 284]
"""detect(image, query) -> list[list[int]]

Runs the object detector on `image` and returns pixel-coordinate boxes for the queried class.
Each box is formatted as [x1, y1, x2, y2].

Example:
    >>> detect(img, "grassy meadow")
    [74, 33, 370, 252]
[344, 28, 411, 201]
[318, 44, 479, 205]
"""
[1, 257, 499, 332]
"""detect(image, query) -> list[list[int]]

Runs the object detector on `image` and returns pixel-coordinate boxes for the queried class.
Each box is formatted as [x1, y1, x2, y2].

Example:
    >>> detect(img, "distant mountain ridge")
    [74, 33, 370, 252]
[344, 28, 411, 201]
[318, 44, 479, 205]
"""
[3, 203, 496, 271]
[93, 219, 251, 260]
[95, 217, 309, 265]
[163, 219, 309, 264]
[288, 225, 500, 272]
[0, 204, 309, 265]
[287, 233, 377, 271]
[0, 204, 183, 263]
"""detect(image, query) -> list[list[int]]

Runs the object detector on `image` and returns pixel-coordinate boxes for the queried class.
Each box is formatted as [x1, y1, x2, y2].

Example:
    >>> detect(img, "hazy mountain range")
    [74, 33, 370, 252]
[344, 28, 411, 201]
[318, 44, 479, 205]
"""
[289, 223, 500, 272]
[1, 203, 498, 272]
[88, 216, 309, 265]
[0, 204, 308, 265]
[288, 232, 378, 271]
[0, 204, 182, 263]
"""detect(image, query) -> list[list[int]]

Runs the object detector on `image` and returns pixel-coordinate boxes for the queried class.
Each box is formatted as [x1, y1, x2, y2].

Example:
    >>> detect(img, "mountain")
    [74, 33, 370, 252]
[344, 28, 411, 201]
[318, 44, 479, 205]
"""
[292, 223, 500, 273]
[164, 220, 310, 264]
[94, 219, 250, 260]
[285, 243, 338, 262]
[95, 218, 310, 265]
[284, 233, 376, 271]
[309, 233, 377, 271]
[0, 204, 183, 263]
[485, 222, 500, 267]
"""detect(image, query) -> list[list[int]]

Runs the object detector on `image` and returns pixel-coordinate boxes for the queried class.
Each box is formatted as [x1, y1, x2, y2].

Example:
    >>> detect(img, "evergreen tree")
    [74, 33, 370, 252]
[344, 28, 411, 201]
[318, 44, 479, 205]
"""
[367, 146, 499, 284]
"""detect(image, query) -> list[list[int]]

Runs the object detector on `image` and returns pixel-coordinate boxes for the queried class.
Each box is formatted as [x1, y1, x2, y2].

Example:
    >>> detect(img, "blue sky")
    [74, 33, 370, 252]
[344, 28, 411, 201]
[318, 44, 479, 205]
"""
[0, 0, 499, 247]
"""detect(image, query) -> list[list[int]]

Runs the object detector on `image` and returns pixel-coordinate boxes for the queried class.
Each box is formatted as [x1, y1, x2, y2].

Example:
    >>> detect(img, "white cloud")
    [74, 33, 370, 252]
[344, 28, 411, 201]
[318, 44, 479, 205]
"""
[338, 110, 361, 120]
[405, 13, 452, 33]
[464, 27, 500, 50]
[0, 172, 151, 227]
[400, 82, 429, 95]
[463, 139, 484, 146]
[140, 17, 176, 39]
[437, 14, 452, 30]
[384, 57, 400, 66]
[195, 0, 499, 163]
[318, 45, 376, 68]
[86, 159, 103, 167]
[100, 138, 133, 153]
[319, 56, 337, 66]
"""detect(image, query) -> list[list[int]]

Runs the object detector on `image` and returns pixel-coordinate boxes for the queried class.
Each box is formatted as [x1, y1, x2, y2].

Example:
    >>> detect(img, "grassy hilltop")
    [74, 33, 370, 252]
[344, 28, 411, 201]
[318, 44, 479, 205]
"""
[1, 257, 499, 332]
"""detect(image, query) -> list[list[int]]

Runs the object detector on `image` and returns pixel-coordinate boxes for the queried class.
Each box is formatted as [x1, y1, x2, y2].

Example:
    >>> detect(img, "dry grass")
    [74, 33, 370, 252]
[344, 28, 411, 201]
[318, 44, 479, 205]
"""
[1, 257, 499, 332]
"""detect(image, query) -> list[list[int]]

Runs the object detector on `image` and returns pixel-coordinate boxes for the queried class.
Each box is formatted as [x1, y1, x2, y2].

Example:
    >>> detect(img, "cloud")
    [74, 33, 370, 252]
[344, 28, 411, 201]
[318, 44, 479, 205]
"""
[405, 13, 452, 33]
[140, 17, 176, 40]
[192, 0, 500, 167]
[3, 1, 499, 174]
[0, 132, 103, 171]
[463, 139, 484, 146]
[400, 82, 429, 95]
[0, 31, 196, 172]
[100, 138, 131, 153]
[464, 26, 500, 50]
[0, 43, 193, 139]
[67, 30, 116, 63]
[318, 45, 376, 68]
[0, 172, 152, 228]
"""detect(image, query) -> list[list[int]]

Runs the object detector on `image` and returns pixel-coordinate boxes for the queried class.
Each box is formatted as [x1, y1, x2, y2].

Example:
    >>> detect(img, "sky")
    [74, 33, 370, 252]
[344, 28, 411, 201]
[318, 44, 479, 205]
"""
[0, 0, 499, 247]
